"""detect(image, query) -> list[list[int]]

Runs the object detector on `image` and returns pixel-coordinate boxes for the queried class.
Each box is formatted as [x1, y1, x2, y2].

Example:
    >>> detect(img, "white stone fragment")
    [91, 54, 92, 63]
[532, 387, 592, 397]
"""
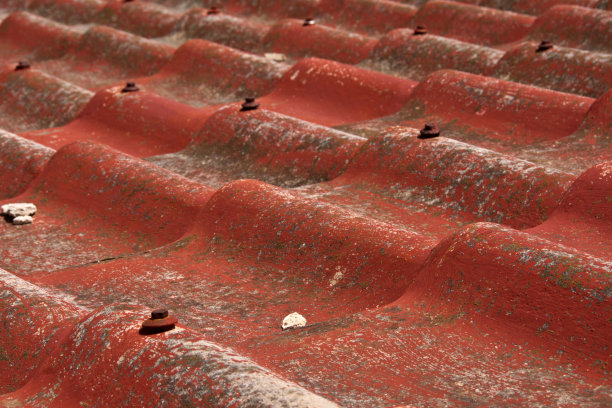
[1, 203, 37, 218]
[281, 312, 307, 331]
[265, 52, 287, 62]
[329, 269, 344, 287]
[12, 215, 33, 225]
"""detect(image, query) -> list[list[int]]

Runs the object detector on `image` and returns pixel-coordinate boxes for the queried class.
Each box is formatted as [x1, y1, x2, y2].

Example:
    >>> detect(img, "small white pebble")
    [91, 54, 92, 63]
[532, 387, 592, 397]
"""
[282, 312, 306, 331]
[12, 215, 33, 225]
[329, 270, 344, 287]
[265, 52, 287, 62]
[1, 203, 37, 218]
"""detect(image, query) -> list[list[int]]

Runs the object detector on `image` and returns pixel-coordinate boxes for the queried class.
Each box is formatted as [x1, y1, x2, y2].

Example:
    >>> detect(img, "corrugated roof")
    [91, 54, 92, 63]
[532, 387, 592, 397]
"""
[0, 0, 610, 407]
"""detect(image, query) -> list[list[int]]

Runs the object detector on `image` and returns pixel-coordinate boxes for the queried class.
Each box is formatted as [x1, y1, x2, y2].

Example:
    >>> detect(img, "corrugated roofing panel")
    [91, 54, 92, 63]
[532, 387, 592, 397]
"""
[0, 0, 610, 407]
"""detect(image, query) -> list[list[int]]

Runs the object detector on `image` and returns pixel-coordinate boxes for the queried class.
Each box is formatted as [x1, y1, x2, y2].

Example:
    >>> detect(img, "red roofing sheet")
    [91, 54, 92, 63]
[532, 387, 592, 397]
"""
[0, 0, 610, 407]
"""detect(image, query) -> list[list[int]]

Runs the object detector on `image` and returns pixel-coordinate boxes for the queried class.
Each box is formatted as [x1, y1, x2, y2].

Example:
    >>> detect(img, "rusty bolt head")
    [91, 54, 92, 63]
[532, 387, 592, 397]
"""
[140, 308, 178, 335]
[536, 40, 553, 53]
[15, 61, 30, 71]
[151, 308, 168, 319]
[418, 123, 440, 139]
[241, 97, 259, 111]
[121, 82, 139, 93]
[207, 6, 219, 15]
[303, 18, 315, 26]
[413, 25, 427, 35]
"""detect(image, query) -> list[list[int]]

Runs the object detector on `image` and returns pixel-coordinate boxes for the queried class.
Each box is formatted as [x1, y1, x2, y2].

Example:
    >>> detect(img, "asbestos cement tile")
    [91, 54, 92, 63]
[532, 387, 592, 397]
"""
[0, 0, 610, 406]
[264, 18, 377, 64]
[258, 58, 417, 126]
[95, 0, 183, 38]
[456, 0, 599, 15]
[240, 223, 611, 407]
[493, 41, 612, 98]
[33, 24, 174, 90]
[25, 221, 612, 407]
[135, 39, 289, 107]
[0, 66, 93, 133]
[413, 1, 535, 46]
[363, 29, 504, 81]
[529, 6, 612, 53]
[147, 106, 366, 187]
[19, 85, 209, 157]
[0, 11, 80, 64]
[176, 7, 269, 52]
[28, 178, 434, 333]
[0, 271, 338, 407]
[0, 142, 214, 275]
[338, 70, 594, 157]
[295, 126, 575, 235]
[0, 130, 54, 199]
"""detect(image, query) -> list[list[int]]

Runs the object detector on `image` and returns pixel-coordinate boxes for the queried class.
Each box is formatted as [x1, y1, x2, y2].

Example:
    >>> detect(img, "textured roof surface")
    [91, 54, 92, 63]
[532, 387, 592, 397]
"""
[0, 0, 610, 407]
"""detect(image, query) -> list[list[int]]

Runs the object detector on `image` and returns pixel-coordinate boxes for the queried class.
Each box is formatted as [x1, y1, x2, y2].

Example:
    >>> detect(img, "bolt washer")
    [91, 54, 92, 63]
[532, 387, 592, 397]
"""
[140, 308, 178, 335]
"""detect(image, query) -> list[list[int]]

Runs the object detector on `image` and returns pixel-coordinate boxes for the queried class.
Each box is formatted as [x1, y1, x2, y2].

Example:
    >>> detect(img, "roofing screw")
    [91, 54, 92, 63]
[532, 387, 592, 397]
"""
[140, 308, 178, 335]
[418, 123, 440, 139]
[303, 18, 315, 26]
[536, 40, 553, 53]
[15, 61, 30, 71]
[121, 82, 139, 93]
[413, 25, 427, 36]
[240, 97, 259, 111]
[151, 309, 168, 319]
[207, 6, 219, 15]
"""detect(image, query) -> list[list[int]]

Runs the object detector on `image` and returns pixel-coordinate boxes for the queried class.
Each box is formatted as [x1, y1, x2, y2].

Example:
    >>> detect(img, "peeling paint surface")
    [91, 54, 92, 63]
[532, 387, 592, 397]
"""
[0, 0, 610, 407]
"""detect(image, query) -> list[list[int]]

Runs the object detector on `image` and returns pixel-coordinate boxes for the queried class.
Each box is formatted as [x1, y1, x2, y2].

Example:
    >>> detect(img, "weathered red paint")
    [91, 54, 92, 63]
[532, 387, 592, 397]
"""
[345, 69, 594, 152]
[29, 178, 434, 327]
[365, 29, 504, 80]
[0, 131, 54, 199]
[0, 67, 93, 132]
[22, 217, 611, 406]
[240, 221, 610, 407]
[311, 127, 575, 231]
[413, 0, 536, 46]
[0, 11, 79, 64]
[0, 1, 610, 406]
[149, 106, 365, 187]
[529, 5, 612, 53]
[178, 7, 269, 53]
[522, 88, 612, 174]
[264, 19, 377, 64]
[19, 86, 208, 157]
[217, 0, 322, 19]
[137, 38, 288, 106]
[493, 41, 612, 98]
[0, 273, 338, 407]
[260, 58, 417, 126]
[221, 0, 416, 35]
[0, 268, 82, 394]
[96, 0, 182, 38]
[34, 24, 174, 90]
[26, 0, 106, 23]
[0, 141, 214, 274]
[318, 0, 417, 35]
[528, 161, 612, 259]
[455, 0, 599, 15]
